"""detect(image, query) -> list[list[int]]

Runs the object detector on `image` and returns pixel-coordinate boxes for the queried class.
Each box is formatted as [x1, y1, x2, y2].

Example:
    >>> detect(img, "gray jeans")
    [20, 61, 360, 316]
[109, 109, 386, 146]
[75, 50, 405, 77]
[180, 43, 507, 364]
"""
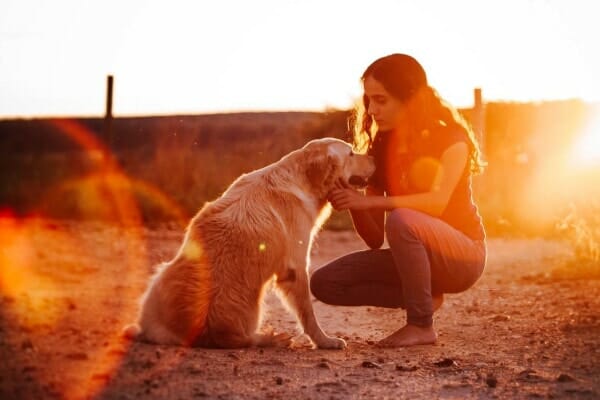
[310, 208, 486, 327]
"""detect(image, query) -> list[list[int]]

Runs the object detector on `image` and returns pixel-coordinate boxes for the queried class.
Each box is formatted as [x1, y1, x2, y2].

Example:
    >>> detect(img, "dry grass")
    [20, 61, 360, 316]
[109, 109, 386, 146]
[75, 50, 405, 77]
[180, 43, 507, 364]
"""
[557, 202, 600, 273]
[0, 101, 598, 237]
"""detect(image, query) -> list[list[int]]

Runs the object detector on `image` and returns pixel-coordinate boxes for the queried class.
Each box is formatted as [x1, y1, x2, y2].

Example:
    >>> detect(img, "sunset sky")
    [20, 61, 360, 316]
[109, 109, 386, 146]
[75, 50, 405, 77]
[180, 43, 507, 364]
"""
[1, 0, 598, 118]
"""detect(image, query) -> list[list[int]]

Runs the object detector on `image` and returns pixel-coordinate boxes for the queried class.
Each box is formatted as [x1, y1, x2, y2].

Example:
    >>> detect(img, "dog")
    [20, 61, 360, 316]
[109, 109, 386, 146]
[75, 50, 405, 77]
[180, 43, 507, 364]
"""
[123, 137, 375, 349]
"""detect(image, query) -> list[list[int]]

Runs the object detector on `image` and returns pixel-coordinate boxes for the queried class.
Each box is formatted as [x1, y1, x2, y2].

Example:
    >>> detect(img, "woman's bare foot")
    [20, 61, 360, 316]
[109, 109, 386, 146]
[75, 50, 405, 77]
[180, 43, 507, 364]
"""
[376, 324, 437, 347]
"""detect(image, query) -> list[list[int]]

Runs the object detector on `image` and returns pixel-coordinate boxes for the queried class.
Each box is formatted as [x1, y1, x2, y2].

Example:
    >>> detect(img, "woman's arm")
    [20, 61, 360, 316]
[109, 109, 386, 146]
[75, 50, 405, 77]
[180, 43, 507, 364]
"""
[329, 142, 469, 217]
[348, 186, 385, 249]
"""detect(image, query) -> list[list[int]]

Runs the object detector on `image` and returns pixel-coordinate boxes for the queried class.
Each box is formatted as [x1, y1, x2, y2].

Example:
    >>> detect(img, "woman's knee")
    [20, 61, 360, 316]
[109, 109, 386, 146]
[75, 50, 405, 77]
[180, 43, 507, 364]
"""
[309, 254, 363, 304]
[309, 266, 335, 302]
[385, 208, 421, 241]
[310, 250, 391, 304]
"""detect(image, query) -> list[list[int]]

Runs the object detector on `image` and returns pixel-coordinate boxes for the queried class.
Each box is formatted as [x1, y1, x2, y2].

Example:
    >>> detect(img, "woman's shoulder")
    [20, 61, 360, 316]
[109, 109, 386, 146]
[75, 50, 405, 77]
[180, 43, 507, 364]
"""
[431, 121, 467, 140]
[419, 122, 468, 156]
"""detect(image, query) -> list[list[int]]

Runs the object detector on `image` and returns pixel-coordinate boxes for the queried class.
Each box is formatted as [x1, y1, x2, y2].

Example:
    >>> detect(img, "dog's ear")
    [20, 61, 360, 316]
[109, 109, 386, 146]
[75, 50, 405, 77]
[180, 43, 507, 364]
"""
[306, 154, 340, 193]
[306, 153, 324, 184]
[322, 156, 340, 189]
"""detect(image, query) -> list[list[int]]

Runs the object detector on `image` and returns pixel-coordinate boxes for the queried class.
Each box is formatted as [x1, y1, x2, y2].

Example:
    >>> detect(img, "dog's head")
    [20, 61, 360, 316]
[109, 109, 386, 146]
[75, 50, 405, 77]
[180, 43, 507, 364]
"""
[301, 138, 376, 197]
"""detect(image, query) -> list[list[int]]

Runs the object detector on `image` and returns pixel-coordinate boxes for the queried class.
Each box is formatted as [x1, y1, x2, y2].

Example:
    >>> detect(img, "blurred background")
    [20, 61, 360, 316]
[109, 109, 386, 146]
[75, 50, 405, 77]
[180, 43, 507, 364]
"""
[1, 0, 599, 261]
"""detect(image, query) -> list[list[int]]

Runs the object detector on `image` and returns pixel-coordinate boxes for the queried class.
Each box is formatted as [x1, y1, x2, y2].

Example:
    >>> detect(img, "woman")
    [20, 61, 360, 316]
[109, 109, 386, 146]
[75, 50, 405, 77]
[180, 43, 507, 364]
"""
[310, 53, 487, 347]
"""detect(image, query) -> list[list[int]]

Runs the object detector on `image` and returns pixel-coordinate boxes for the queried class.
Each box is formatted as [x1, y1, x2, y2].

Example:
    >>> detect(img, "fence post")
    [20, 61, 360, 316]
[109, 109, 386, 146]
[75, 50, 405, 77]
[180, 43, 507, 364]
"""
[473, 87, 485, 156]
[105, 75, 114, 148]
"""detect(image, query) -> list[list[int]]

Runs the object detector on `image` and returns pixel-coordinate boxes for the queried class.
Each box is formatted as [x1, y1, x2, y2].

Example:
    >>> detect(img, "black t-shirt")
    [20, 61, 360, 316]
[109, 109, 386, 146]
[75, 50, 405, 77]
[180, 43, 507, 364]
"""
[368, 125, 485, 240]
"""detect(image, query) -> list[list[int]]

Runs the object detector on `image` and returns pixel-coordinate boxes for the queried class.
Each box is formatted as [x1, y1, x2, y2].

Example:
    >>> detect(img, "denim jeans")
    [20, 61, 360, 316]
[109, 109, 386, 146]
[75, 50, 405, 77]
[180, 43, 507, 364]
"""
[310, 208, 486, 327]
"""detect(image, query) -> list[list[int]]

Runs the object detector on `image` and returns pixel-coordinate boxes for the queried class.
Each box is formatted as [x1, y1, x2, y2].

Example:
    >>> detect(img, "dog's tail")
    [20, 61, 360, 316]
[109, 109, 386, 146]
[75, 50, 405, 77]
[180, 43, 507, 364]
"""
[122, 323, 142, 341]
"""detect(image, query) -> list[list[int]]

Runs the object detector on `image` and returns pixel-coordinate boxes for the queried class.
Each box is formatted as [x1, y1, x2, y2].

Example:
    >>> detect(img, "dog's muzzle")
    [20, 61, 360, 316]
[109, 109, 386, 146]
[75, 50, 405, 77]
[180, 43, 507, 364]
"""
[348, 175, 369, 188]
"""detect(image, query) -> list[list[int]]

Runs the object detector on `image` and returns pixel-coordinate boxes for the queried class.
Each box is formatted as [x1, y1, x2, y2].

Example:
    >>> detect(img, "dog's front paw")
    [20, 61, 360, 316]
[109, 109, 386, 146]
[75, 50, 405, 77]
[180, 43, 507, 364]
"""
[315, 336, 347, 350]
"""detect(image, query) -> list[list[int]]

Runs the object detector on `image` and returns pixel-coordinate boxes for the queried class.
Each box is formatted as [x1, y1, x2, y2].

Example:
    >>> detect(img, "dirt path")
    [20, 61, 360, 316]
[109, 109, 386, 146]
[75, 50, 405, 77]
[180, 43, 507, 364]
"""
[0, 220, 598, 399]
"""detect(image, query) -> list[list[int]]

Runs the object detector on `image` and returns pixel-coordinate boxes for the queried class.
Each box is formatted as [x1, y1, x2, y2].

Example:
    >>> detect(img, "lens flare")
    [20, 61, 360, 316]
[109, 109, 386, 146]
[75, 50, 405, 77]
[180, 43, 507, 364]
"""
[39, 172, 188, 226]
[408, 156, 442, 192]
[0, 211, 61, 326]
[0, 118, 189, 400]
[570, 111, 600, 168]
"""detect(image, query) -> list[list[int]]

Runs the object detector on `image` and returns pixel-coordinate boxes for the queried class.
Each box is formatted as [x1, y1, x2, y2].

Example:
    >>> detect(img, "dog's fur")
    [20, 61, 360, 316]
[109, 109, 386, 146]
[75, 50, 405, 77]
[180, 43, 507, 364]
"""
[123, 138, 375, 349]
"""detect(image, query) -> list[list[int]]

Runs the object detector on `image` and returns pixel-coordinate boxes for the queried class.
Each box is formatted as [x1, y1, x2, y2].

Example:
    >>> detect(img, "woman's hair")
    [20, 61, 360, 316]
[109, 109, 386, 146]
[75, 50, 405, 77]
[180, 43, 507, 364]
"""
[351, 53, 485, 175]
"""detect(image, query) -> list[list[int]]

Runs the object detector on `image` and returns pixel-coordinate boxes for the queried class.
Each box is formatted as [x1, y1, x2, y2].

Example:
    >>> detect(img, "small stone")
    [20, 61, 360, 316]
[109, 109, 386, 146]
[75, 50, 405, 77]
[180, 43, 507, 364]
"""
[557, 373, 575, 382]
[21, 339, 34, 351]
[434, 358, 458, 368]
[361, 361, 382, 369]
[517, 369, 545, 383]
[486, 373, 498, 388]
[187, 367, 203, 375]
[66, 299, 77, 310]
[396, 364, 418, 372]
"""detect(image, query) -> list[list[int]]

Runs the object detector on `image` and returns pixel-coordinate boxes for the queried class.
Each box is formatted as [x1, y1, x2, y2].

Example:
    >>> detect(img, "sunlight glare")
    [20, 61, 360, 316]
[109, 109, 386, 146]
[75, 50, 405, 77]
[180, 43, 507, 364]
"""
[0, 213, 61, 326]
[571, 112, 600, 167]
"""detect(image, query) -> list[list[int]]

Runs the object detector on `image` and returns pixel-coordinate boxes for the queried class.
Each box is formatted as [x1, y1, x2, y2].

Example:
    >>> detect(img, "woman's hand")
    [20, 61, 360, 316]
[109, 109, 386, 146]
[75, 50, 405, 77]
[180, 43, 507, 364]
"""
[328, 179, 371, 211]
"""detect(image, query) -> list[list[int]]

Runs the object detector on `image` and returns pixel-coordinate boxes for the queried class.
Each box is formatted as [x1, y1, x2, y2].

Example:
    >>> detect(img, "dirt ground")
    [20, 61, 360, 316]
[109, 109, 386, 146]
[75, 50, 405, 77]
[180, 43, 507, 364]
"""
[0, 219, 598, 400]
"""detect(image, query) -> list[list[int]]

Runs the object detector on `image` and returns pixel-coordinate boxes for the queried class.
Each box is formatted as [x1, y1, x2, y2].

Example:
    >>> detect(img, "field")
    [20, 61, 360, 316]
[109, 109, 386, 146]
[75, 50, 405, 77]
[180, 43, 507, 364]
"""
[0, 219, 598, 399]
[1, 100, 598, 235]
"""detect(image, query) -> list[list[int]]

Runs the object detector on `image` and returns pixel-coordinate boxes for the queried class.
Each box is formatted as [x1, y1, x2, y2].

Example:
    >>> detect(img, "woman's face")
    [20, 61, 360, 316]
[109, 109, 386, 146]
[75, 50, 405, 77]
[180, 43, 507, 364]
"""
[363, 75, 407, 132]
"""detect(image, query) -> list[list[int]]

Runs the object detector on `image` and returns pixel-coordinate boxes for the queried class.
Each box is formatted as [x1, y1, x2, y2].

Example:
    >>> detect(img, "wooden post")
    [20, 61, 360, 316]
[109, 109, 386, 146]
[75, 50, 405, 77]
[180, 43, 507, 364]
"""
[472, 87, 485, 155]
[105, 75, 114, 147]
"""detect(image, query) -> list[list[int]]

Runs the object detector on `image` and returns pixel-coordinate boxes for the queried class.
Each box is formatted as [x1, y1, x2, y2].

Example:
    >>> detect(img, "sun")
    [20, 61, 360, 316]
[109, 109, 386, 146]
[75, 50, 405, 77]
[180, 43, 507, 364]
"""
[571, 111, 600, 168]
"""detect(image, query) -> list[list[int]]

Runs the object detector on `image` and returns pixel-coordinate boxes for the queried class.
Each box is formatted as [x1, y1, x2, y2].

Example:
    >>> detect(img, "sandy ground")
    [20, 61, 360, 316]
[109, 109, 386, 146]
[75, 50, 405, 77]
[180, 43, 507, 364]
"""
[0, 219, 599, 400]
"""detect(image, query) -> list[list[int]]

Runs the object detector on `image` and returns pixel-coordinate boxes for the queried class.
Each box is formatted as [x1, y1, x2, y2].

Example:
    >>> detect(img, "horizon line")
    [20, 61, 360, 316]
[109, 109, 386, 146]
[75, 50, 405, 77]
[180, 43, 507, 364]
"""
[1, 97, 598, 122]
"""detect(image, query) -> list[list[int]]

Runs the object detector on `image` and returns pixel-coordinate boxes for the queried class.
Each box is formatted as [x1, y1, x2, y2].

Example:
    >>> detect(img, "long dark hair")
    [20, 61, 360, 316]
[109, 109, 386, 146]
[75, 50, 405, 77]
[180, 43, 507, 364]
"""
[350, 54, 485, 175]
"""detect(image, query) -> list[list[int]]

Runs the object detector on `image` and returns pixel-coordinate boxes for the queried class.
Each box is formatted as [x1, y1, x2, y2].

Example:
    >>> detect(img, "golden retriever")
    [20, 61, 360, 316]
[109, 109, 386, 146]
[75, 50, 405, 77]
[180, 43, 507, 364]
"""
[124, 138, 375, 349]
